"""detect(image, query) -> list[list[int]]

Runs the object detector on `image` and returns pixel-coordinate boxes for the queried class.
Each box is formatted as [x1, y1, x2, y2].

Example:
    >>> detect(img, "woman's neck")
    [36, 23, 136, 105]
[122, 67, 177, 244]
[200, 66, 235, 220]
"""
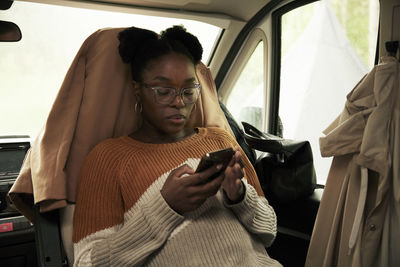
[129, 127, 196, 144]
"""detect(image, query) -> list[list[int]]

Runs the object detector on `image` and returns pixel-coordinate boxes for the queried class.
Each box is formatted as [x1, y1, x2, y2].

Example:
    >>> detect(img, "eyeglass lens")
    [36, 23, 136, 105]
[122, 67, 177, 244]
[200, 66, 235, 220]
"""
[155, 87, 199, 104]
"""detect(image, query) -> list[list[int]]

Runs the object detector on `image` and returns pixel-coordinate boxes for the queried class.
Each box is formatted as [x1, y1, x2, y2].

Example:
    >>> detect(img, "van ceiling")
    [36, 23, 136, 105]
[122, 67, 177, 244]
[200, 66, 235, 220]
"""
[77, 0, 271, 21]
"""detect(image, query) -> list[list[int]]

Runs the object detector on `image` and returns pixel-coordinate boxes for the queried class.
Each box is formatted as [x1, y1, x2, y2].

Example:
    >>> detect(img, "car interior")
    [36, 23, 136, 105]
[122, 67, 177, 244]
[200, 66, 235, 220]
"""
[0, 0, 398, 266]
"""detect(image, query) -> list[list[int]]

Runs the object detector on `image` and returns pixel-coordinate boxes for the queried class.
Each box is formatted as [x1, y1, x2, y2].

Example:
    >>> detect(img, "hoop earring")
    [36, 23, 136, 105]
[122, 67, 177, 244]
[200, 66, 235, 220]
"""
[135, 102, 143, 113]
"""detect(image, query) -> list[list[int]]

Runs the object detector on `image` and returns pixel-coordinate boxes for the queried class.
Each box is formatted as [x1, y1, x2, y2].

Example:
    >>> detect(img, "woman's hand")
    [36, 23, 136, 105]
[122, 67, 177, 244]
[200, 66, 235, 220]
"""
[161, 163, 224, 214]
[221, 146, 245, 203]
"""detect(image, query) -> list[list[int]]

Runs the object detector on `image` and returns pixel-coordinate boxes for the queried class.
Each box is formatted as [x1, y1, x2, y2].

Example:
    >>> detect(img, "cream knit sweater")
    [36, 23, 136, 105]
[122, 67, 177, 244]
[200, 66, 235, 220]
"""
[72, 127, 281, 266]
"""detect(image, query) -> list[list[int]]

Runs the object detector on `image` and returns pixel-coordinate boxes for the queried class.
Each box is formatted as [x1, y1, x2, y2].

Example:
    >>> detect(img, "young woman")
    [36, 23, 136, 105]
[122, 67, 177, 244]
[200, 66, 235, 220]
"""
[72, 25, 281, 266]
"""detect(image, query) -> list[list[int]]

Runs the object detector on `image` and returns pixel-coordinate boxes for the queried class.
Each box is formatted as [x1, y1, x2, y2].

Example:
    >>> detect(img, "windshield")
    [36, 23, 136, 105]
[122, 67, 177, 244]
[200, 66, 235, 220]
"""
[0, 1, 222, 139]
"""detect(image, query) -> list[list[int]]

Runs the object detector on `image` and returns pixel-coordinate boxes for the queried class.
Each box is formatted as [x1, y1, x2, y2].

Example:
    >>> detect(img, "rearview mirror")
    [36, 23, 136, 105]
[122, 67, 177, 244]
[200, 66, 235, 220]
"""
[0, 21, 22, 42]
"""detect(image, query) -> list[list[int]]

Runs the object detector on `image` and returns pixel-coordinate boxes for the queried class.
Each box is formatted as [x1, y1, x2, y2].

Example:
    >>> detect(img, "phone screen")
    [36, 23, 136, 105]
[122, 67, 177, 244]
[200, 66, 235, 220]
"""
[195, 148, 235, 179]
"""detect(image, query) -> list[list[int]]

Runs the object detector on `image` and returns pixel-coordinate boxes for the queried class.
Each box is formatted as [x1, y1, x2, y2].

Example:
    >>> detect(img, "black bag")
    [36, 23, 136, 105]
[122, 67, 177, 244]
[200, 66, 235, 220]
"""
[242, 122, 317, 202]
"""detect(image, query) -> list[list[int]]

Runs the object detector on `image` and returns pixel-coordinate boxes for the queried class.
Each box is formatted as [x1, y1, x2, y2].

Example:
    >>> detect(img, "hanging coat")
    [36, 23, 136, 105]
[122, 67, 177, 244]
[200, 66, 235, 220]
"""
[306, 56, 400, 267]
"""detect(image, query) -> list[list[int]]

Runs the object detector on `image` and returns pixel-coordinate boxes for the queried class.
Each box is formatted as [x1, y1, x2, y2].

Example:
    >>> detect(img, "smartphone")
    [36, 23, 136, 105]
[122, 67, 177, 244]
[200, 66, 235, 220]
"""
[195, 147, 235, 180]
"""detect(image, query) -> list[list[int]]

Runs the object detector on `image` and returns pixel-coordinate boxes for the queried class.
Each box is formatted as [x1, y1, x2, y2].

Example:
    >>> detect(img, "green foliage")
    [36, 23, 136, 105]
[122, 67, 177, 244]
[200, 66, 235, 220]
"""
[281, 0, 377, 67]
[330, 0, 371, 66]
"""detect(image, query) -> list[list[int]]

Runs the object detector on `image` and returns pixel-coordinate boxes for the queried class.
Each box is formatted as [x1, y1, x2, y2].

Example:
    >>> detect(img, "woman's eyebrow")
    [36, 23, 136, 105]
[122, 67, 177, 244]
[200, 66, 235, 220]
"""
[152, 76, 169, 82]
[151, 76, 197, 83]
[185, 77, 196, 83]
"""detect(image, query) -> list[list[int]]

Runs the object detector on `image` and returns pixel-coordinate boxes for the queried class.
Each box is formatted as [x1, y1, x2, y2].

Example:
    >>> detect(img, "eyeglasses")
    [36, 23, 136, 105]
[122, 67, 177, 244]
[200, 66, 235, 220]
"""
[141, 83, 202, 104]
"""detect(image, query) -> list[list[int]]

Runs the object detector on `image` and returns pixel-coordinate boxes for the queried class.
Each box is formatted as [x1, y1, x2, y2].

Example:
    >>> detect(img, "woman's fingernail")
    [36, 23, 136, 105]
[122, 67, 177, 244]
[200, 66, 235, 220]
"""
[216, 164, 223, 170]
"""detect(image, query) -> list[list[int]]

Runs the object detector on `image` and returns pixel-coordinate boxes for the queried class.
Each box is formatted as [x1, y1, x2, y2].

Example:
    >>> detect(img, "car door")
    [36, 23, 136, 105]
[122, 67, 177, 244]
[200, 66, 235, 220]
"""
[215, 0, 380, 266]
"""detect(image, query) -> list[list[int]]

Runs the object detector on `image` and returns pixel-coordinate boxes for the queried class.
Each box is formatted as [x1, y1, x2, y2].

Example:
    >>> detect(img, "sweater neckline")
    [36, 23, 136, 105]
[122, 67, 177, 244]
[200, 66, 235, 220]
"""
[120, 127, 206, 149]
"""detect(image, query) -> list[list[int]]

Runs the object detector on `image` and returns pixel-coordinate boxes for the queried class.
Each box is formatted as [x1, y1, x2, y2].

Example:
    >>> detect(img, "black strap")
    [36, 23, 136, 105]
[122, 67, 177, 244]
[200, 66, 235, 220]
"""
[218, 101, 257, 165]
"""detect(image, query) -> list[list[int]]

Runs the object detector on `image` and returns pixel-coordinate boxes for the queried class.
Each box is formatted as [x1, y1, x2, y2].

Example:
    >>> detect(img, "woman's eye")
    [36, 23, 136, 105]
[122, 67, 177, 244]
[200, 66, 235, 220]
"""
[183, 89, 195, 96]
[155, 88, 171, 95]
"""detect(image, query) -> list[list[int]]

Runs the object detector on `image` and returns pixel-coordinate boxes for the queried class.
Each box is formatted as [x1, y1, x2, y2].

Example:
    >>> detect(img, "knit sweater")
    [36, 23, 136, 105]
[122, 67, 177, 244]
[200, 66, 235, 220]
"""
[72, 127, 281, 266]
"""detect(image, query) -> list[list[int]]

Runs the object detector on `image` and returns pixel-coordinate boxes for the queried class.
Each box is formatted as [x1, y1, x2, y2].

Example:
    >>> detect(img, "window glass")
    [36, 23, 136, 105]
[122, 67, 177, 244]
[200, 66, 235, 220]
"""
[226, 41, 264, 130]
[279, 0, 379, 184]
[0, 1, 221, 138]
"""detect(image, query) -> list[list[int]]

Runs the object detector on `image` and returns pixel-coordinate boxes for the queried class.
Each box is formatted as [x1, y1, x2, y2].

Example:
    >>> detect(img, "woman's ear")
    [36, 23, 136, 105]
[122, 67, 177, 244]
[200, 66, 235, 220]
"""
[132, 81, 141, 101]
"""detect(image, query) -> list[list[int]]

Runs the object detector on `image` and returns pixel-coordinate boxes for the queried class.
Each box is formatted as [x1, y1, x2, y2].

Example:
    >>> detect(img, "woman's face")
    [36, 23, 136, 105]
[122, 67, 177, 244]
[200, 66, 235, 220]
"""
[135, 52, 198, 140]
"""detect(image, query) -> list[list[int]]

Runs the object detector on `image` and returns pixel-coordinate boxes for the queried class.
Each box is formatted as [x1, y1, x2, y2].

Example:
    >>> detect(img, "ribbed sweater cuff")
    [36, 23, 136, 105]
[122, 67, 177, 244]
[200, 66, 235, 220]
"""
[223, 181, 257, 220]
[224, 182, 277, 247]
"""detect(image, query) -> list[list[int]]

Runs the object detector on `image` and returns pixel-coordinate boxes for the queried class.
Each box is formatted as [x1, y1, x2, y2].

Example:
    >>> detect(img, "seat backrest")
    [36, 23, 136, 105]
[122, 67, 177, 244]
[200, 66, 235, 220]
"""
[60, 204, 75, 265]
[34, 205, 66, 267]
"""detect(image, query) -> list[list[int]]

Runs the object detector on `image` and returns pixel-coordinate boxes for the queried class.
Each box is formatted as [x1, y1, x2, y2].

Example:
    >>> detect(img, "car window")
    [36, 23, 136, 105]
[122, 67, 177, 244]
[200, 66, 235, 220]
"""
[278, 0, 379, 184]
[226, 41, 265, 130]
[0, 1, 222, 139]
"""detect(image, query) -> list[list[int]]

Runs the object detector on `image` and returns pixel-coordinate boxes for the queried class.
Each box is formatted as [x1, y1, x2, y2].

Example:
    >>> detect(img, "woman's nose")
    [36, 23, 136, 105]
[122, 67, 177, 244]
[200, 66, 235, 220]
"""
[170, 93, 185, 107]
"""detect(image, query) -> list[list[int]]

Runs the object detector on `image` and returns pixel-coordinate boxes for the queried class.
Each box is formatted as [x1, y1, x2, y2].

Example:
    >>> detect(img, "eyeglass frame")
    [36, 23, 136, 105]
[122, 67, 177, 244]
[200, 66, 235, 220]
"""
[140, 82, 202, 104]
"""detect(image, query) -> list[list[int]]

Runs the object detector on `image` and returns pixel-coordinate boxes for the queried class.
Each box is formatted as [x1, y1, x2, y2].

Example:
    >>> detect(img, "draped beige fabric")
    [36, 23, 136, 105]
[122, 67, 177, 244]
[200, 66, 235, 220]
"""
[9, 27, 232, 222]
[306, 56, 400, 267]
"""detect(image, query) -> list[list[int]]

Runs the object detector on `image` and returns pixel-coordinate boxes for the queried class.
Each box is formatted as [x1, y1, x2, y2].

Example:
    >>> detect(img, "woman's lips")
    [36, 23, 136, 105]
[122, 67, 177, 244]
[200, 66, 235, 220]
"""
[167, 114, 185, 124]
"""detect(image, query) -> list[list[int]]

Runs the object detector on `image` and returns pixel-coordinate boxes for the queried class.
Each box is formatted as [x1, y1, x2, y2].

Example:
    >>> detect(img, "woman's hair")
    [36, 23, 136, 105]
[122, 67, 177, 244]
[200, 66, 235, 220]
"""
[118, 25, 203, 82]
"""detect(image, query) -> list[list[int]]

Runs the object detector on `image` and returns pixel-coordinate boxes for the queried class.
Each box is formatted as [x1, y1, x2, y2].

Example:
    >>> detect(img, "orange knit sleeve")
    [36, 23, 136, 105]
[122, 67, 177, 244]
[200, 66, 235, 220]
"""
[72, 140, 125, 243]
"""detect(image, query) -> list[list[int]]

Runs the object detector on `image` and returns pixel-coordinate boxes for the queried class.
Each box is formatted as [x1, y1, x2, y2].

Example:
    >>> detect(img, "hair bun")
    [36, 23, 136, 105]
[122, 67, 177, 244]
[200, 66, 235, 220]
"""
[118, 27, 158, 63]
[161, 25, 203, 64]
